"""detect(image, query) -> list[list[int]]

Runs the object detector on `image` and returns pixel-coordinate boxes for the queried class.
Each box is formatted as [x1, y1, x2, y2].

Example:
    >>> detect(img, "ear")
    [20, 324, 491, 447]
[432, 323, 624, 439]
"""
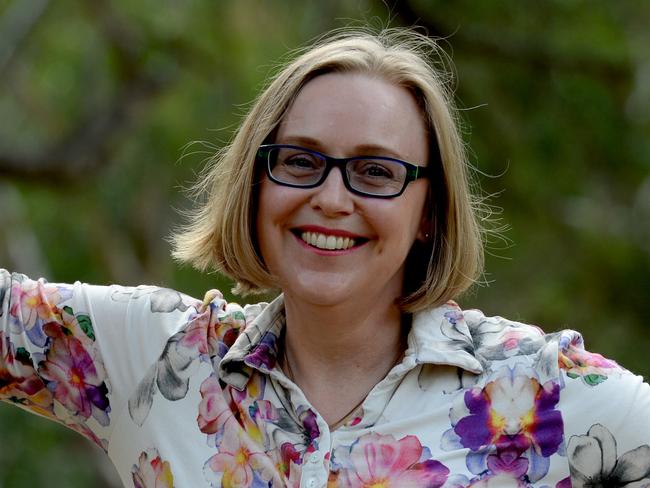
[416, 216, 432, 242]
[416, 187, 434, 243]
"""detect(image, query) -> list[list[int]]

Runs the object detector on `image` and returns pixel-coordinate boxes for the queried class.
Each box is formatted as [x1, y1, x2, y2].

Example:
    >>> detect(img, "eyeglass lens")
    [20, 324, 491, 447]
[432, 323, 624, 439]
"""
[267, 146, 408, 196]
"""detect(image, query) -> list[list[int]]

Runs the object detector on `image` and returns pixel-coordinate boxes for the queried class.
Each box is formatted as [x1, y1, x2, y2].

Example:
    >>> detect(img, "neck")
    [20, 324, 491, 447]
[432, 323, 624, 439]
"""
[279, 293, 408, 427]
[282, 292, 405, 366]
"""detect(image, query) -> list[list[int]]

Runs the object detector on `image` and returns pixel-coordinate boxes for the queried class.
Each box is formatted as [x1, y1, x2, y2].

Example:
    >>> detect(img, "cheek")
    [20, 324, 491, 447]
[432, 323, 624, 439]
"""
[255, 181, 279, 263]
[257, 182, 298, 228]
[255, 180, 303, 259]
[374, 194, 427, 244]
[256, 179, 284, 231]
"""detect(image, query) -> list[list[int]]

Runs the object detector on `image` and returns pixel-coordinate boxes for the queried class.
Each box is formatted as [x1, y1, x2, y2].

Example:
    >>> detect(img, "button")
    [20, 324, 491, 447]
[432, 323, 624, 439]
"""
[307, 478, 317, 488]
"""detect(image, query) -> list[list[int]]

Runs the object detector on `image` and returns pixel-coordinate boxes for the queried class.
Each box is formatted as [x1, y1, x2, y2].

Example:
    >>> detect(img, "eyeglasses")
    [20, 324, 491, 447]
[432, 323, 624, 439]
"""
[257, 144, 428, 198]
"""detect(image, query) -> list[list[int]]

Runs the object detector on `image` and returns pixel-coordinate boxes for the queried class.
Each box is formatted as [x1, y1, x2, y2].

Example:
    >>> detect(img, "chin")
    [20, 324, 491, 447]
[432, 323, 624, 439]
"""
[282, 274, 359, 306]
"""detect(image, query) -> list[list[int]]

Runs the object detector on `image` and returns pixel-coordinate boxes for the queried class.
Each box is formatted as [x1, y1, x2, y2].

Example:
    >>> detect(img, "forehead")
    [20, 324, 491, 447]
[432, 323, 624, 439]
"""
[276, 72, 429, 164]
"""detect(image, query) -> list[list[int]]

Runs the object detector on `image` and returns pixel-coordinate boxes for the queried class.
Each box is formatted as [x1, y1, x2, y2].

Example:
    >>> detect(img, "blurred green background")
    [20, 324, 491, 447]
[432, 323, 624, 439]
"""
[0, 0, 648, 486]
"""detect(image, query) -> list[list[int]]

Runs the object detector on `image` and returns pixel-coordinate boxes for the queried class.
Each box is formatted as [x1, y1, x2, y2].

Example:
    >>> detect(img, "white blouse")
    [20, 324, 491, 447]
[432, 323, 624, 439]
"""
[2, 270, 649, 487]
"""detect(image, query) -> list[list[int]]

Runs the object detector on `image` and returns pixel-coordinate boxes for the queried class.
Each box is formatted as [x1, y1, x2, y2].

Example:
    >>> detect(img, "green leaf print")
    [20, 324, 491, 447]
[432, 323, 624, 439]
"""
[583, 374, 607, 386]
[77, 314, 95, 341]
[15, 347, 31, 363]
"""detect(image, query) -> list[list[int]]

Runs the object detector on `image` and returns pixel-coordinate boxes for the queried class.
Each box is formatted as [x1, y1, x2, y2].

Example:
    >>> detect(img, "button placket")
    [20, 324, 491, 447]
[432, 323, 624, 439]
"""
[300, 451, 327, 488]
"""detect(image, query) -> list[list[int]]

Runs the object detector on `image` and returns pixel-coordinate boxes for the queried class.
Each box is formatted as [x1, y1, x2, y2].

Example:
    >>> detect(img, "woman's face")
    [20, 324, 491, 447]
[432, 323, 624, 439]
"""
[256, 72, 430, 308]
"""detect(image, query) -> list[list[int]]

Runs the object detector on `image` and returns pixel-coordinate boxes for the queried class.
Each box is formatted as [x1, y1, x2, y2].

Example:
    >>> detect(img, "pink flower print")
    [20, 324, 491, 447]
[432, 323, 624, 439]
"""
[10, 280, 68, 346]
[0, 331, 53, 416]
[329, 433, 449, 487]
[197, 374, 230, 435]
[38, 320, 110, 426]
[65, 419, 109, 451]
[132, 448, 175, 488]
[265, 441, 303, 487]
[177, 303, 244, 361]
[278, 442, 301, 477]
[177, 311, 212, 356]
[559, 345, 619, 386]
[500, 331, 531, 355]
[203, 428, 277, 488]
[198, 373, 269, 447]
[9, 280, 63, 329]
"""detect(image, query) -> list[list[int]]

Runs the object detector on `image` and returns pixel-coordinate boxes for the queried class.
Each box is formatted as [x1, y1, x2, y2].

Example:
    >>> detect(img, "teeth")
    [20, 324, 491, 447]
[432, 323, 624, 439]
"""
[300, 232, 356, 250]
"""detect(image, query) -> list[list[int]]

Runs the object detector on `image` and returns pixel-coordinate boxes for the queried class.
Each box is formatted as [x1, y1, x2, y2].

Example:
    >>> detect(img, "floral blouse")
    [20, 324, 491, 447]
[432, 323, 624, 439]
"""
[1, 270, 650, 487]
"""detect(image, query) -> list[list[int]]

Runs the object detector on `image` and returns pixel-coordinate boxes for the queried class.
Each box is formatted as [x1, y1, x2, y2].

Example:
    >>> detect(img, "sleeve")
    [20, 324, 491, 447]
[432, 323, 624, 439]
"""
[0, 269, 201, 450]
[557, 331, 650, 485]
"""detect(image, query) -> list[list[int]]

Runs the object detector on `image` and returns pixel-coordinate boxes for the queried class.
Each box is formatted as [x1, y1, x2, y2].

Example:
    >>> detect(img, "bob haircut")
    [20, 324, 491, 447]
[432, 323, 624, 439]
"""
[172, 27, 485, 313]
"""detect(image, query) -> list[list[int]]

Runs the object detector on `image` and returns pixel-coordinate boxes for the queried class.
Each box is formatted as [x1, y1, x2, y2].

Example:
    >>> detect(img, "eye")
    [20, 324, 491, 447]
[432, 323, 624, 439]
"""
[347, 158, 407, 193]
[362, 163, 393, 178]
[270, 148, 324, 183]
[282, 153, 319, 170]
[354, 160, 396, 180]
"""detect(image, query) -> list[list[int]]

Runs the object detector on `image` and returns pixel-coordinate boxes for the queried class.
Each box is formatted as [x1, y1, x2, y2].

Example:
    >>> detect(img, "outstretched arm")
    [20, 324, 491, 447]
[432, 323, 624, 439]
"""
[1, 270, 116, 448]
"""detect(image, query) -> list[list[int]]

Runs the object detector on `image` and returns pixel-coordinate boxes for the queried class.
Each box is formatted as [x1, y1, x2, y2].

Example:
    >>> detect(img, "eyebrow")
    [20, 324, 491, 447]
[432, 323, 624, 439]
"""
[276, 135, 406, 160]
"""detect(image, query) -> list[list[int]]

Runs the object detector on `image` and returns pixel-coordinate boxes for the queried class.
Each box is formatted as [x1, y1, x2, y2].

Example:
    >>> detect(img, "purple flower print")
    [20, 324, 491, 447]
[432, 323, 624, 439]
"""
[297, 405, 320, 446]
[465, 444, 533, 487]
[244, 331, 280, 371]
[454, 367, 563, 457]
[445, 364, 564, 483]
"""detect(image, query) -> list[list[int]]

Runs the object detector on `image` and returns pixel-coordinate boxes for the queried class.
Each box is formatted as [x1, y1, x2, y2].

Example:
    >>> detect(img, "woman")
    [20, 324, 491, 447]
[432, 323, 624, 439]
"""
[2, 28, 650, 487]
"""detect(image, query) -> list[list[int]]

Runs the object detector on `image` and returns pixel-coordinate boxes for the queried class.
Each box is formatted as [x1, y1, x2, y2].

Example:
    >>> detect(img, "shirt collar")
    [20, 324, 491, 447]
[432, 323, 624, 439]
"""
[218, 295, 483, 390]
[218, 295, 285, 390]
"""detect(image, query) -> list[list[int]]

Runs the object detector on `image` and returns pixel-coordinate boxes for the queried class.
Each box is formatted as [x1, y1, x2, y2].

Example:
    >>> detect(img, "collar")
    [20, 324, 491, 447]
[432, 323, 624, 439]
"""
[218, 295, 484, 390]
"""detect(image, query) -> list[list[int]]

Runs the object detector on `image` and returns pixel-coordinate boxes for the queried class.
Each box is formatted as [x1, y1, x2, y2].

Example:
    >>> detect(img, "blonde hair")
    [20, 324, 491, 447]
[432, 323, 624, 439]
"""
[171, 27, 484, 312]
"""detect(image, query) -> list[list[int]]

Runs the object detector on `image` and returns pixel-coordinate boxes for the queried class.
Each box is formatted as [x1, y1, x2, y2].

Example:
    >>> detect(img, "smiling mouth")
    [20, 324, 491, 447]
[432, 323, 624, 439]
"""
[299, 231, 358, 250]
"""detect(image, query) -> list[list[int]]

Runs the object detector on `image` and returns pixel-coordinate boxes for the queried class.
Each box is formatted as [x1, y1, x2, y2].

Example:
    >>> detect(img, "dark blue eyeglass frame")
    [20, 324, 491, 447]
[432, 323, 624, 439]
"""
[256, 144, 428, 198]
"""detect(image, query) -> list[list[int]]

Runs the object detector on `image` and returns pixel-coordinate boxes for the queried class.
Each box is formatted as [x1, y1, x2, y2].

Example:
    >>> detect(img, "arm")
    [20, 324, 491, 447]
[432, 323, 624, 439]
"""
[1, 270, 115, 448]
[558, 336, 650, 485]
[0, 269, 202, 450]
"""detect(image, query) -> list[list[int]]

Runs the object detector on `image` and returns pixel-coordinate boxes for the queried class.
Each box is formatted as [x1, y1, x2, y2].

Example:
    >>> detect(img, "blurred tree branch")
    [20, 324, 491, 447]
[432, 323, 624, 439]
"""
[0, 0, 199, 184]
[0, 0, 224, 185]
[0, 0, 51, 76]
[392, 0, 632, 83]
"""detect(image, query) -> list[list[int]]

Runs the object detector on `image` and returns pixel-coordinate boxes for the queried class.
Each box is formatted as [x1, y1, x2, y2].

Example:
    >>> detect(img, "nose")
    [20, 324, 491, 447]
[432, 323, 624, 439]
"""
[309, 167, 354, 216]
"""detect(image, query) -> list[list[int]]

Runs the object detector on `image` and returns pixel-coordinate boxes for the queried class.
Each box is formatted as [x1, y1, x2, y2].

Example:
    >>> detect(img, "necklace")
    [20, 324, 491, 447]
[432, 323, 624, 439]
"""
[281, 341, 404, 430]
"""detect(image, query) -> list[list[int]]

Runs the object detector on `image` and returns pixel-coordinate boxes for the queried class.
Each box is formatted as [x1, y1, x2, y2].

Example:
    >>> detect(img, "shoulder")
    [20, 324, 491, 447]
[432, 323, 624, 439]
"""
[460, 308, 636, 382]
[456, 308, 648, 423]
[462, 308, 548, 356]
[556, 335, 650, 483]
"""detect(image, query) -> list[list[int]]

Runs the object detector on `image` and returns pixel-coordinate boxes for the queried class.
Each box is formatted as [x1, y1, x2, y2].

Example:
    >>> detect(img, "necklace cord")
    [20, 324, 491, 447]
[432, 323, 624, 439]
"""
[280, 336, 404, 430]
